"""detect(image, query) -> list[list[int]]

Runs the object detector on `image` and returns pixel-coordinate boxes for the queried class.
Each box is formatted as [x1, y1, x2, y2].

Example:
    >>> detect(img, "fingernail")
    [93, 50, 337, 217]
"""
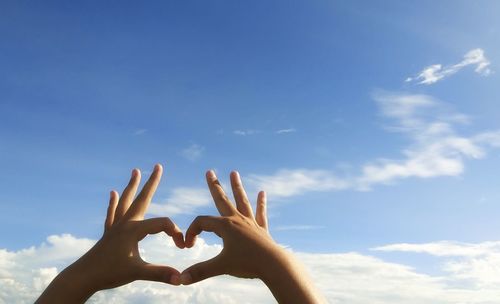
[180, 272, 192, 285]
[170, 274, 180, 285]
[207, 170, 216, 180]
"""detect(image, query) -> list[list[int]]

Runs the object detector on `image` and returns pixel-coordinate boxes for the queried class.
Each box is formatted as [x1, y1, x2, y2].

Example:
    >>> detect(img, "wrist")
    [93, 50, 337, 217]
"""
[62, 261, 99, 300]
[57, 257, 100, 301]
[256, 245, 293, 282]
[257, 247, 323, 304]
[35, 260, 97, 304]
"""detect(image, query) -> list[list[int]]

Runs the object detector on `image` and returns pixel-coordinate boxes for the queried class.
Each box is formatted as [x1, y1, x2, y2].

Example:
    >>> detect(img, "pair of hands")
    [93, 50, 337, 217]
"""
[37, 164, 324, 303]
[36, 164, 282, 302]
[86, 164, 275, 288]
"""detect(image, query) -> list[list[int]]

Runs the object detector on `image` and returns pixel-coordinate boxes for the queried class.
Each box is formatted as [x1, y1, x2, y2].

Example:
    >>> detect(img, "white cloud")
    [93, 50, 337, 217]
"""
[249, 92, 500, 197]
[276, 128, 297, 134]
[133, 129, 148, 136]
[406, 48, 492, 85]
[232, 129, 297, 136]
[356, 92, 490, 189]
[4, 234, 500, 303]
[273, 225, 324, 231]
[248, 169, 350, 199]
[180, 143, 205, 162]
[148, 187, 212, 216]
[373, 241, 500, 257]
[372, 241, 500, 290]
[0, 234, 95, 303]
[233, 129, 260, 136]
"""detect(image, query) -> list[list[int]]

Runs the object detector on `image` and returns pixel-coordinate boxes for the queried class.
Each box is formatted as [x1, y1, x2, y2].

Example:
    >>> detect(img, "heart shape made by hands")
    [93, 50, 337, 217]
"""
[138, 233, 222, 276]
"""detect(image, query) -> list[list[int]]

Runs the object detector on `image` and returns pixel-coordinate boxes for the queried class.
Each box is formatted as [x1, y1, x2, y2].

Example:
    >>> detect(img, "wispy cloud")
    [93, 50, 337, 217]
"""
[356, 92, 490, 190]
[372, 240, 500, 257]
[273, 225, 323, 231]
[148, 187, 212, 216]
[372, 240, 500, 289]
[180, 143, 205, 162]
[232, 128, 297, 136]
[247, 91, 500, 198]
[406, 48, 492, 85]
[233, 129, 260, 136]
[248, 169, 350, 198]
[133, 129, 148, 136]
[5, 234, 500, 303]
[275, 128, 297, 134]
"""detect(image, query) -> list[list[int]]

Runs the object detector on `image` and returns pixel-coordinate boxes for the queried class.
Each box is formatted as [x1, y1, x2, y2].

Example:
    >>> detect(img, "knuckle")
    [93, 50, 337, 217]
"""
[194, 215, 206, 223]
[161, 217, 173, 225]
[221, 217, 236, 228]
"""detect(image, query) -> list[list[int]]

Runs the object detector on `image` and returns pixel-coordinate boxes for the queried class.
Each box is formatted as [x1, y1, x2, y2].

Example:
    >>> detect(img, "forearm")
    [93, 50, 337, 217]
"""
[35, 260, 97, 304]
[260, 248, 325, 304]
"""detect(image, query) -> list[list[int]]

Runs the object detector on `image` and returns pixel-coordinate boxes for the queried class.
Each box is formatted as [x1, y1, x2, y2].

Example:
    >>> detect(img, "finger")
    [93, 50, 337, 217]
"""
[230, 171, 254, 218]
[135, 217, 185, 249]
[114, 169, 141, 223]
[185, 215, 224, 248]
[125, 164, 163, 221]
[104, 190, 119, 232]
[206, 170, 236, 216]
[255, 191, 268, 230]
[180, 255, 225, 285]
[137, 263, 181, 285]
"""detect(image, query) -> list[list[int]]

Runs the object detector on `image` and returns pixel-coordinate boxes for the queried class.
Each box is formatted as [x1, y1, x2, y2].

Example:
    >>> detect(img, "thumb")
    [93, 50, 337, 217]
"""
[180, 255, 225, 285]
[137, 263, 182, 285]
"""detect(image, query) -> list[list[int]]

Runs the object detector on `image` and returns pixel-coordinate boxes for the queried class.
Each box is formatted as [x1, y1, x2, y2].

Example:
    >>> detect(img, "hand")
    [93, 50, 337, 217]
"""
[36, 164, 185, 303]
[180, 170, 325, 303]
[181, 170, 275, 282]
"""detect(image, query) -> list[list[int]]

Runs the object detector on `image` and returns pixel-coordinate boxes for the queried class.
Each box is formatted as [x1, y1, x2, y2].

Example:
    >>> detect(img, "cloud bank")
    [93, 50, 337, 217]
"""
[3, 234, 500, 303]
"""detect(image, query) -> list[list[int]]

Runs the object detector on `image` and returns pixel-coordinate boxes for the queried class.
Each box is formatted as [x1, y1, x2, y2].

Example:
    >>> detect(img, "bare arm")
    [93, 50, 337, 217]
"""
[181, 170, 325, 304]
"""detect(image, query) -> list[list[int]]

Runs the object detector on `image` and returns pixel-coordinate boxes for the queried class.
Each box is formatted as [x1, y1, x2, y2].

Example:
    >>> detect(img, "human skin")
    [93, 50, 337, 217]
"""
[35, 164, 185, 304]
[181, 170, 326, 304]
[36, 165, 325, 303]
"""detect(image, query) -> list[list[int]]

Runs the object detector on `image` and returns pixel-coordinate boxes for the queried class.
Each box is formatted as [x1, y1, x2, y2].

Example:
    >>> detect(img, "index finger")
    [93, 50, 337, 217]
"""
[185, 215, 224, 248]
[135, 217, 185, 249]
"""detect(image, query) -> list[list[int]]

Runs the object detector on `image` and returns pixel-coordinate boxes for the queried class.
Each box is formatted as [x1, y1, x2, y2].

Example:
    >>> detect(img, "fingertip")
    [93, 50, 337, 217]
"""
[180, 272, 192, 285]
[230, 170, 239, 179]
[174, 232, 185, 249]
[132, 168, 141, 178]
[170, 273, 180, 285]
[186, 235, 197, 248]
[259, 191, 266, 200]
[206, 170, 216, 180]
[109, 191, 119, 205]
[154, 163, 163, 173]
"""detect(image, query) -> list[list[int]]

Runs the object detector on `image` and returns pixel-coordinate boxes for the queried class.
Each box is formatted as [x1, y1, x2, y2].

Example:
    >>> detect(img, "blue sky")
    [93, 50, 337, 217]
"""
[1, 1, 500, 302]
